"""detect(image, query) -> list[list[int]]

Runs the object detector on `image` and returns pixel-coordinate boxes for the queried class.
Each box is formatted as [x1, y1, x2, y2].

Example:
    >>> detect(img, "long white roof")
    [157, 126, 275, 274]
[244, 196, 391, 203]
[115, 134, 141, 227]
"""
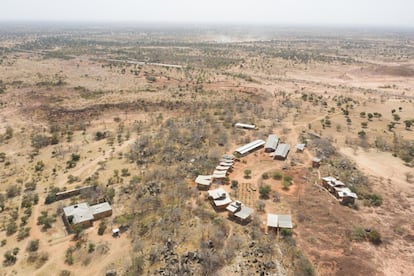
[235, 123, 255, 129]
[235, 139, 265, 155]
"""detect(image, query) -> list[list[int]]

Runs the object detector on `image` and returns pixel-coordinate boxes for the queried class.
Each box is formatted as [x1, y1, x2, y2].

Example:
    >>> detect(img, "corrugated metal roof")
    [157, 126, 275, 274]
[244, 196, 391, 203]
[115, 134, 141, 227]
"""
[278, 215, 293, 229]
[234, 206, 253, 220]
[208, 188, 232, 206]
[195, 175, 212, 186]
[274, 144, 290, 158]
[235, 139, 266, 155]
[296, 144, 306, 151]
[265, 135, 279, 150]
[267, 214, 278, 227]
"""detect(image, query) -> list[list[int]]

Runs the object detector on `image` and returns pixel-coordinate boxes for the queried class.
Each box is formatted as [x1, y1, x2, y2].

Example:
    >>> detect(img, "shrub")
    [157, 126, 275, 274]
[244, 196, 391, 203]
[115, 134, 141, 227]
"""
[363, 194, 383, 207]
[272, 171, 283, 180]
[65, 248, 74, 265]
[3, 250, 17, 266]
[231, 180, 238, 189]
[35, 161, 45, 172]
[280, 228, 293, 236]
[27, 239, 40, 252]
[261, 172, 269, 180]
[350, 227, 366, 242]
[17, 227, 31, 241]
[6, 222, 18, 236]
[98, 221, 107, 236]
[6, 184, 21, 198]
[367, 229, 382, 245]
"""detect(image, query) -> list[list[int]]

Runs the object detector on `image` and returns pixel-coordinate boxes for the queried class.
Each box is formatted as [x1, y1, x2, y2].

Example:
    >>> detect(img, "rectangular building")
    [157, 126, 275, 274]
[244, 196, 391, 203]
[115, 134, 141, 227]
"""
[274, 144, 290, 160]
[234, 139, 265, 156]
[264, 135, 279, 152]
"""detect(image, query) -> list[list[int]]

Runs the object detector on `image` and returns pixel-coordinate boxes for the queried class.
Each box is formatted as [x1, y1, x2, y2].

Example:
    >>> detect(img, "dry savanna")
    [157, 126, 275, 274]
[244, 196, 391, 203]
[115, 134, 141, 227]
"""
[0, 24, 413, 276]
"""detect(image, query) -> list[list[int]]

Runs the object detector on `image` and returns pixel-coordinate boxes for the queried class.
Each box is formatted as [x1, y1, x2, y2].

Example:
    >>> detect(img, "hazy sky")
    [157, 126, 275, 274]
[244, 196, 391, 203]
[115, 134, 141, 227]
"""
[1, 0, 413, 27]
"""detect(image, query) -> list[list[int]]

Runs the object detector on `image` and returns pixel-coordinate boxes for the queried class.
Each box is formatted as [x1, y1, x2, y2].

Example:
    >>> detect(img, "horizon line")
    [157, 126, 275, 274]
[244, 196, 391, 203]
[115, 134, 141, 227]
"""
[0, 20, 413, 30]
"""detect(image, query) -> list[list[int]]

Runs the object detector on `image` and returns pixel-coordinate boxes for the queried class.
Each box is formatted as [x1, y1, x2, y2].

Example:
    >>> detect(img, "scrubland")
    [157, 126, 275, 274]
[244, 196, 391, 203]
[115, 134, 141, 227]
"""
[0, 24, 413, 275]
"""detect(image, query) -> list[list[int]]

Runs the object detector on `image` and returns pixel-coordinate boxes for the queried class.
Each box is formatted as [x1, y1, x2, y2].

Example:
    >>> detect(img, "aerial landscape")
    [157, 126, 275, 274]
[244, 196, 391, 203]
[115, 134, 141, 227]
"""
[0, 1, 413, 276]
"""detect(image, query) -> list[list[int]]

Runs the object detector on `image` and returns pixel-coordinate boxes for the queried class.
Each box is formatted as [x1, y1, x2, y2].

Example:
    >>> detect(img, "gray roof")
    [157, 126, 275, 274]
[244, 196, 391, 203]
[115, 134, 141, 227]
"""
[222, 154, 235, 160]
[235, 139, 266, 155]
[312, 157, 321, 162]
[278, 215, 293, 229]
[265, 135, 279, 150]
[267, 214, 278, 228]
[226, 201, 242, 213]
[296, 144, 306, 151]
[63, 203, 94, 224]
[90, 202, 112, 215]
[234, 206, 253, 220]
[274, 144, 290, 158]
[208, 188, 232, 206]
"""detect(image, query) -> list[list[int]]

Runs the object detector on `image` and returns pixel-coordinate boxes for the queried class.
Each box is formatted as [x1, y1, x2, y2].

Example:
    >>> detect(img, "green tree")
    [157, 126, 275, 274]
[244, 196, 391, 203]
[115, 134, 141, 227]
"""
[259, 185, 271, 199]
[244, 169, 252, 179]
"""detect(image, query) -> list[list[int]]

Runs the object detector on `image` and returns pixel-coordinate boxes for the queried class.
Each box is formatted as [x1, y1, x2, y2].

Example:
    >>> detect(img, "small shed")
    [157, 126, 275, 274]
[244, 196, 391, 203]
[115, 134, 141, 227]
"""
[312, 157, 321, 168]
[296, 144, 306, 152]
[112, 228, 120, 237]
[274, 144, 290, 160]
[265, 135, 279, 152]
[235, 123, 256, 130]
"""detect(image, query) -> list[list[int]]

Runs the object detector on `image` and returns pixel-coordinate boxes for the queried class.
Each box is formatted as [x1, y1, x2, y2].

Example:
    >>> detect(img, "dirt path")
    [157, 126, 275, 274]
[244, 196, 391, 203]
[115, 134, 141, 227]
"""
[54, 138, 136, 187]
[339, 147, 414, 275]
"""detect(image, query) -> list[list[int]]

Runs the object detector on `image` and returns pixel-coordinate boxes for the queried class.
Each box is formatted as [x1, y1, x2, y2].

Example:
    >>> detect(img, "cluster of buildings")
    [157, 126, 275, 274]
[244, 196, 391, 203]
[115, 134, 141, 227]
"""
[195, 152, 255, 224]
[195, 154, 235, 190]
[207, 188, 254, 224]
[233, 135, 292, 160]
[321, 176, 358, 205]
[194, 125, 299, 228]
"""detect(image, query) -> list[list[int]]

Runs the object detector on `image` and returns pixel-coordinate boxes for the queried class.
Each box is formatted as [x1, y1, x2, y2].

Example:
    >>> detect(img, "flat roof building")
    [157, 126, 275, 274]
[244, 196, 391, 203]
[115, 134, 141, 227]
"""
[196, 175, 212, 190]
[278, 215, 293, 229]
[234, 206, 253, 223]
[267, 214, 278, 228]
[208, 188, 232, 209]
[265, 135, 279, 152]
[63, 202, 112, 230]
